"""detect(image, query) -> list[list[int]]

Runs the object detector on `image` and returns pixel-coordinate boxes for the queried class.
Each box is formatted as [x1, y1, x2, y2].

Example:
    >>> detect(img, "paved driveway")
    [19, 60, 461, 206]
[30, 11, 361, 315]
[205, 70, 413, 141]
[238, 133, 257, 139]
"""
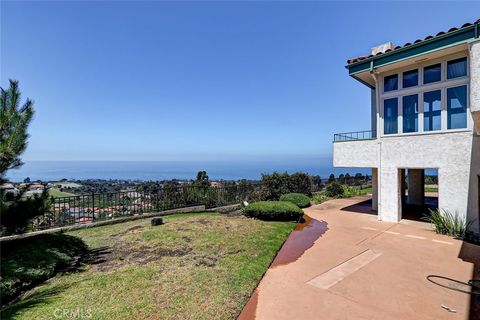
[239, 196, 480, 320]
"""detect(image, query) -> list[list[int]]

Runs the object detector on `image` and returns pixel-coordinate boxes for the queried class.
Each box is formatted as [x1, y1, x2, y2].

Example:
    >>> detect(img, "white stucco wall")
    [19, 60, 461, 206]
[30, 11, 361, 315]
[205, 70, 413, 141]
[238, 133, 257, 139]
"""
[378, 131, 478, 232]
[470, 40, 480, 134]
[333, 131, 479, 232]
[333, 139, 379, 168]
[470, 40, 480, 113]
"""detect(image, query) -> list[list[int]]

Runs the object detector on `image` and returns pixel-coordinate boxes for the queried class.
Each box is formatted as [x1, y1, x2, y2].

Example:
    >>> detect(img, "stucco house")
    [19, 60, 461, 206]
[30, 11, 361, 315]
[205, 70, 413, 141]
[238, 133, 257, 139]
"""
[334, 20, 480, 233]
[0, 183, 19, 196]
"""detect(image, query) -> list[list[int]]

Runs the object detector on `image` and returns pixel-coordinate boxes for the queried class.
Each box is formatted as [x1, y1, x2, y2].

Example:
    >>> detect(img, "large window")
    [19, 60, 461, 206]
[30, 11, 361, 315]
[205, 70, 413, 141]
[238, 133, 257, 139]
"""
[403, 94, 418, 133]
[423, 90, 441, 131]
[384, 98, 398, 134]
[447, 85, 467, 129]
[384, 74, 398, 92]
[380, 56, 468, 136]
[424, 64, 441, 84]
[403, 69, 418, 88]
[447, 57, 467, 79]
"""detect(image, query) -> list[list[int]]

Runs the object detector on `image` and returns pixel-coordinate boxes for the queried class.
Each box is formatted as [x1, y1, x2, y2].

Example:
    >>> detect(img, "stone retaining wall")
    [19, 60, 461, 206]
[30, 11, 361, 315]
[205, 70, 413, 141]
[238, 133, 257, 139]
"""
[0, 205, 206, 243]
[207, 203, 242, 213]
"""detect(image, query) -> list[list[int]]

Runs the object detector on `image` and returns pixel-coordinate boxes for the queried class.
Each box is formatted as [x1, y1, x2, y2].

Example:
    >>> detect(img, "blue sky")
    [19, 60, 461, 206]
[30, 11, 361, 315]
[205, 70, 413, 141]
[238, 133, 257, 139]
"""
[1, 1, 478, 162]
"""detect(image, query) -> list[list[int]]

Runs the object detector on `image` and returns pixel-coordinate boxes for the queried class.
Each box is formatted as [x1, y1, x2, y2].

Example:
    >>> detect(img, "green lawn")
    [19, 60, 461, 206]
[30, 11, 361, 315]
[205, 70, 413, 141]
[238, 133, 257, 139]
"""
[358, 186, 372, 195]
[1, 213, 294, 320]
[48, 188, 76, 198]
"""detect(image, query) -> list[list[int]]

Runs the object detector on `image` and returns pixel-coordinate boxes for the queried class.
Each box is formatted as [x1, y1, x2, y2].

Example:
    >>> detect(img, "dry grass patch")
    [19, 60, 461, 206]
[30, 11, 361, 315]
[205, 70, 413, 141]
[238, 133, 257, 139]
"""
[1, 213, 294, 320]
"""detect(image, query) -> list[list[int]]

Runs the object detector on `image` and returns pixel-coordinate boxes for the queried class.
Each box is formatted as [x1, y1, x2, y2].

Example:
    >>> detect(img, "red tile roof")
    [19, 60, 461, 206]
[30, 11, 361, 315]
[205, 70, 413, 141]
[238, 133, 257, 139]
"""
[347, 19, 480, 65]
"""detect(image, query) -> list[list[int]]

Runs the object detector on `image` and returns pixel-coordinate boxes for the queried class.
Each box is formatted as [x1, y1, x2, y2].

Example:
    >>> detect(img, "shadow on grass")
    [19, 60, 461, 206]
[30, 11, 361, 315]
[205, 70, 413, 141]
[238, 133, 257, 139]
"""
[0, 284, 73, 319]
[82, 246, 112, 265]
[1, 233, 89, 309]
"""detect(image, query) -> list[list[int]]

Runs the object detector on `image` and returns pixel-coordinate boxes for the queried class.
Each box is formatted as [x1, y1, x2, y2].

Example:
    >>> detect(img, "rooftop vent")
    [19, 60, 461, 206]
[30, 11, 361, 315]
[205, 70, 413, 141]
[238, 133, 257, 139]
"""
[371, 42, 394, 56]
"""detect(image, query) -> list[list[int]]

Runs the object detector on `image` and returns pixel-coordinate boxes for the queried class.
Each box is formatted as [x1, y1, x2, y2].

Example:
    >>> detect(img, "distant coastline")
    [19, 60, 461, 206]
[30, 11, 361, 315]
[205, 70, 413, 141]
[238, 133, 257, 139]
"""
[5, 160, 370, 182]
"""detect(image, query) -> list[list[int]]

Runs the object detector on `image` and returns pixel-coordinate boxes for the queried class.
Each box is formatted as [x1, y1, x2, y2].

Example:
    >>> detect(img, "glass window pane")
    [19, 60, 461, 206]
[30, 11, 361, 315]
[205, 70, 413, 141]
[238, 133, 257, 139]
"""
[424, 64, 441, 84]
[403, 94, 418, 133]
[447, 85, 467, 129]
[403, 69, 418, 88]
[384, 74, 398, 92]
[447, 57, 467, 79]
[384, 98, 398, 134]
[423, 90, 441, 131]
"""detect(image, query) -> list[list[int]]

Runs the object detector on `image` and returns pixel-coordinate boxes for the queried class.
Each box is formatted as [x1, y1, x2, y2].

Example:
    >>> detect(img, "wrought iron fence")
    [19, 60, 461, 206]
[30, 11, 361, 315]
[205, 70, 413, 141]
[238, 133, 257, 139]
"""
[333, 130, 377, 142]
[33, 186, 244, 231]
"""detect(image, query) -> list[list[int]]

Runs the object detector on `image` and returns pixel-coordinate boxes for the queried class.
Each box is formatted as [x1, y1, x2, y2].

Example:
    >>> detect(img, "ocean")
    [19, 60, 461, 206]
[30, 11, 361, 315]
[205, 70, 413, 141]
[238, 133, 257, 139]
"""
[5, 160, 370, 182]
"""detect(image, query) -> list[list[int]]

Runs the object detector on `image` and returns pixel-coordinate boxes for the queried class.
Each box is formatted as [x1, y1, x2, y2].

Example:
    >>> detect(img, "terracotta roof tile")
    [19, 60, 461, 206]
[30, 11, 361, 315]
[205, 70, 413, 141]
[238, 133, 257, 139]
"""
[347, 19, 479, 65]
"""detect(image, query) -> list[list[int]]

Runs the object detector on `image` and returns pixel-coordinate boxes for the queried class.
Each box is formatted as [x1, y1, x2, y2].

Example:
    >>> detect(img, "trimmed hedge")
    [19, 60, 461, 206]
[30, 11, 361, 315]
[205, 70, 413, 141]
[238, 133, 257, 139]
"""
[243, 201, 303, 221]
[279, 193, 311, 208]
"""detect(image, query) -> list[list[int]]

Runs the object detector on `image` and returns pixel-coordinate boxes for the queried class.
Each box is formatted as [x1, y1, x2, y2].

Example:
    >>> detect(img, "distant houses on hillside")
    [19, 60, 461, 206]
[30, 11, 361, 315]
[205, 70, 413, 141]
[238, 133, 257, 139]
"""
[1, 181, 47, 196]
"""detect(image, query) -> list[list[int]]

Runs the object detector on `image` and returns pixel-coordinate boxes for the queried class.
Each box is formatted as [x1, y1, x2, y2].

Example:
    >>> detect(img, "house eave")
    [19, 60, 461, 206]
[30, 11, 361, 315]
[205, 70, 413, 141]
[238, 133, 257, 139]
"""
[346, 23, 477, 79]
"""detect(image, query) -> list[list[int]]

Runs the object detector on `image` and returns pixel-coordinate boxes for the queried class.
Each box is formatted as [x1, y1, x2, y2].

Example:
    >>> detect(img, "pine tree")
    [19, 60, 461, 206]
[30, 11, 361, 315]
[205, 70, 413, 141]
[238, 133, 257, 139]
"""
[193, 171, 210, 188]
[0, 80, 49, 235]
[0, 79, 34, 183]
[328, 173, 335, 183]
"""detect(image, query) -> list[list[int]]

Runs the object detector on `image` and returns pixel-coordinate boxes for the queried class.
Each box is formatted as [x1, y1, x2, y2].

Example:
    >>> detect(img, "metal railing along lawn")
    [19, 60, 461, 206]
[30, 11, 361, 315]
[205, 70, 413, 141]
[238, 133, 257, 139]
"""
[34, 186, 243, 231]
[333, 130, 377, 142]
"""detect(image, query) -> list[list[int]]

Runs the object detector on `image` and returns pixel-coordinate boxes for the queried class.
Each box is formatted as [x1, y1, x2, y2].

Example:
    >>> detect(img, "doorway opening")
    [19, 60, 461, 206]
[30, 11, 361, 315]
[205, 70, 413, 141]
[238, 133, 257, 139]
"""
[400, 168, 438, 221]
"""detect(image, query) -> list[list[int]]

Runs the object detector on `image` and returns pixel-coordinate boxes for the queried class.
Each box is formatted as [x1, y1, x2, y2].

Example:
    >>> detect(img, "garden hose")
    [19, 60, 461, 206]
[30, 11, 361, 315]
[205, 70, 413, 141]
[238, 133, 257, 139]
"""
[426, 275, 480, 295]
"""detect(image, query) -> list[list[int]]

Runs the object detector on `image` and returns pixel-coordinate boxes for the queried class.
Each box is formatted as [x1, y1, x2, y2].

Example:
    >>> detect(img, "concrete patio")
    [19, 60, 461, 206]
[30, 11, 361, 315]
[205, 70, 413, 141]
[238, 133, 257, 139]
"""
[239, 196, 480, 320]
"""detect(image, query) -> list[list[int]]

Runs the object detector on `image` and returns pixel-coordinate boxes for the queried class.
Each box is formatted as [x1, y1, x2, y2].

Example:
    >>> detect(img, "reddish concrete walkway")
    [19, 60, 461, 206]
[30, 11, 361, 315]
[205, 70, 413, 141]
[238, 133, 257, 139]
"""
[239, 196, 480, 320]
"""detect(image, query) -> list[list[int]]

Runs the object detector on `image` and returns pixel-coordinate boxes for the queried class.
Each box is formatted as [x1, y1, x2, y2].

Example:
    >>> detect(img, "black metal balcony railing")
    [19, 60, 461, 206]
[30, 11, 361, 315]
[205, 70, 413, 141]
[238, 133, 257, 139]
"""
[333, 130, 377, 142]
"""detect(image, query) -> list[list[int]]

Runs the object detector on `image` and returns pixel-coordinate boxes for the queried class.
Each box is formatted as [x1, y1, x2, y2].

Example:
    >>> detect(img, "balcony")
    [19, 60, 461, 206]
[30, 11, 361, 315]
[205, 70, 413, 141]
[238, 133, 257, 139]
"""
[333, 130, 377, 142]
[333, 129, 379, 168]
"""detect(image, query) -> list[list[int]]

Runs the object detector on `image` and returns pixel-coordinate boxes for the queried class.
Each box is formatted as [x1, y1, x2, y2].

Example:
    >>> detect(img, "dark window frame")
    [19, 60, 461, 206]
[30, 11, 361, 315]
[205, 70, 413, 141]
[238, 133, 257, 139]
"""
[402, 94, 419, 133]
[447, 57, 467, 80]
[447, 85, 468, 130]
[423, 90, 442, 132]
[402, 69, 418, 88]
[423, 63, 442, 84]
[383, 74, 398, 92]
[384, 98, 398, 135]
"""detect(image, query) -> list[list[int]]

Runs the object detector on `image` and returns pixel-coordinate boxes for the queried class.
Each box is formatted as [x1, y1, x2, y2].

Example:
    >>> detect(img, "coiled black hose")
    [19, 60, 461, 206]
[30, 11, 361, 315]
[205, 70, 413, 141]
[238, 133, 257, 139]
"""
[427, 275, 480, 295]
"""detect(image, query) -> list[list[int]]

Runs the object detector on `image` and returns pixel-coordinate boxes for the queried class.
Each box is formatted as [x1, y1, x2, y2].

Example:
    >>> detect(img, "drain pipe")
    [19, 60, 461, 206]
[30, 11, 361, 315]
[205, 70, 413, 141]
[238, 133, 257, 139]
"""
[370, 69, 382, 221]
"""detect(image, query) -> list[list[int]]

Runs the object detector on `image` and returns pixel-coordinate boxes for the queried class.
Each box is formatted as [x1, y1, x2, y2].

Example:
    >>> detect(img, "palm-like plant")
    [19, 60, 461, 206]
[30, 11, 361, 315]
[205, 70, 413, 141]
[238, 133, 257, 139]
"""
[0, 79, 34, 182]
[422, 209, 474, 238]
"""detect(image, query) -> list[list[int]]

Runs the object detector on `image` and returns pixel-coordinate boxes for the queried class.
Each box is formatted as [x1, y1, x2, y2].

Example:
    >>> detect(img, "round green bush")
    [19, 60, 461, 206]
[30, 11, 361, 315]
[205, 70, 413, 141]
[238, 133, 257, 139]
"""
[279, 193, 311, 208]
[325, 182, 344, 198]
[243, 201, 303, 221]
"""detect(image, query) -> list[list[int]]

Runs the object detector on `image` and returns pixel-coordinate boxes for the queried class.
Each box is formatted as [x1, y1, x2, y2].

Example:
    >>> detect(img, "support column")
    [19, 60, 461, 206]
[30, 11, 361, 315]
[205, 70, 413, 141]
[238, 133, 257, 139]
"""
[400, 169, 406, 207]
[379, 167, 401, 222]
[407, 169, 424, 205]
[371, 168, 378, 211]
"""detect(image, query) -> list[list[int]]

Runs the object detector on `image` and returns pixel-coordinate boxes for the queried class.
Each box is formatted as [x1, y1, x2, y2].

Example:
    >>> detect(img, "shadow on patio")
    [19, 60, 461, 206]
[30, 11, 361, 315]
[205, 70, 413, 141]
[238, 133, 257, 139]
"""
[458, 241, 480, 320]
[340, 198, 376, 215]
